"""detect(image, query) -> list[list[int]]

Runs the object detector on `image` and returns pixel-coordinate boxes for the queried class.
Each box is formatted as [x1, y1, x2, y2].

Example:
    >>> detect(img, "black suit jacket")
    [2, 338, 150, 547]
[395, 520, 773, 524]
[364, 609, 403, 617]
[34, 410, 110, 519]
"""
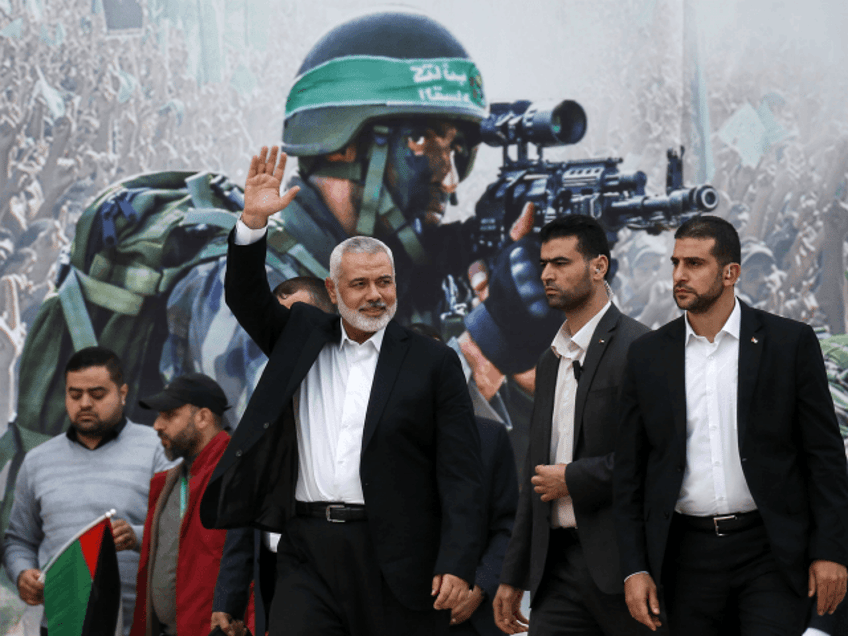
[200, 233, 484, 611]
[500, 304, 650, 597]
[466, 418, 519, 636]
[614, 301, 848, 595]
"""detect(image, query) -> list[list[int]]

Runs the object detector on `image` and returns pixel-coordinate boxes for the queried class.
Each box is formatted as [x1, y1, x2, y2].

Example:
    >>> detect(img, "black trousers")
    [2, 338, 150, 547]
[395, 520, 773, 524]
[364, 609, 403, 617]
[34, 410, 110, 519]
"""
[529, 529, 655, 636]
[268, 515, 450, 636]
[662, 513, 811, 636]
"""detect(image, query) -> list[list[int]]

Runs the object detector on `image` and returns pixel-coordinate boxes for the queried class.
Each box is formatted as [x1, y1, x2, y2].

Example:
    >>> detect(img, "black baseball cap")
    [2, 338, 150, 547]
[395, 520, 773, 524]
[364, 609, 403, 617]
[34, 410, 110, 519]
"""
[139, 373, 230, 416]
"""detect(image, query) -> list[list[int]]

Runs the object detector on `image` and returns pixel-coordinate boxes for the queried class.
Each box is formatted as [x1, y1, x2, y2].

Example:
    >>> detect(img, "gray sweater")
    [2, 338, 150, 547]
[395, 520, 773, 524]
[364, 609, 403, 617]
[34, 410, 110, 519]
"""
[3, 420, 174, 635]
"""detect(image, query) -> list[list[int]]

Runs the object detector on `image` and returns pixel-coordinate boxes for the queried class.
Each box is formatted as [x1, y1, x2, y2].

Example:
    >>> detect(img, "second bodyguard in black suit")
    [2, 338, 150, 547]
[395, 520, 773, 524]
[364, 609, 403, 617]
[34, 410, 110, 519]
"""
[614, 216, 848, 635]
[494, 217, 651, 635]
[200, 148, 483, 636]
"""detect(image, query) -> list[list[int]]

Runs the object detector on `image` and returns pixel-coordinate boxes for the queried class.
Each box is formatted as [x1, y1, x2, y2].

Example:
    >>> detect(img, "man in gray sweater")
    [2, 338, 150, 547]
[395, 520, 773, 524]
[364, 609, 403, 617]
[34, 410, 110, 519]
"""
[3, 346, 174, 635]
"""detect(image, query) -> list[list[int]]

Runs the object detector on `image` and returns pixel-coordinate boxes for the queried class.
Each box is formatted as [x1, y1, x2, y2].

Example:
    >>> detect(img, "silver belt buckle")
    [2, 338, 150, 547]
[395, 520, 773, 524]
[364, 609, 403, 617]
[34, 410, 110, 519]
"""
[713, 514, 736, 537]
[326, 504, 346, 523]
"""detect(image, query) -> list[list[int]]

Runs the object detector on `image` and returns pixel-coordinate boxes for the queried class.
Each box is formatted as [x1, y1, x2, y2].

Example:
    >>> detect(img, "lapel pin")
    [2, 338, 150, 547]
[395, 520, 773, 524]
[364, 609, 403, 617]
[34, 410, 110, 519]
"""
[751, 337, 758, 344]
[599, 339, 605, 344]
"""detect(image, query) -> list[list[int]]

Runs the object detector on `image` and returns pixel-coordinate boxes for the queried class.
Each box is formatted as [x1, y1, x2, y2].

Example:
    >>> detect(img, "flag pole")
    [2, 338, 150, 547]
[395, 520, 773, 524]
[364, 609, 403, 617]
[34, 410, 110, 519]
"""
[38, 509, 117, 583]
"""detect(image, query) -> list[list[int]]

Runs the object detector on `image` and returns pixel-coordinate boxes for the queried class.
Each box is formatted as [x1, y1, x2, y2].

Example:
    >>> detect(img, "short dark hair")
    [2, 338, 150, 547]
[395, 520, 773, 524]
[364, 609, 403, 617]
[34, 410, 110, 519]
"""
[539, 215, 612, 277]
[273, 276, 335, 313]
[674, 215, 741, 267]
[64, 346, 124, 386]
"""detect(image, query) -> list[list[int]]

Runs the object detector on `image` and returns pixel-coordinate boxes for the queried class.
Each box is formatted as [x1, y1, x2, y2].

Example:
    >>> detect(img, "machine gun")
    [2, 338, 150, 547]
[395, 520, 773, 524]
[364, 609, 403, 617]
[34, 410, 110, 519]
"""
[470, 100, 719, 260]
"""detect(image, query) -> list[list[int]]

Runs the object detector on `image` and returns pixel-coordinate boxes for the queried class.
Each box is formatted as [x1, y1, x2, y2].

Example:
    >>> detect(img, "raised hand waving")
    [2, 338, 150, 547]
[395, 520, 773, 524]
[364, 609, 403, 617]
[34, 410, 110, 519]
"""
[242, 146, 301, 229]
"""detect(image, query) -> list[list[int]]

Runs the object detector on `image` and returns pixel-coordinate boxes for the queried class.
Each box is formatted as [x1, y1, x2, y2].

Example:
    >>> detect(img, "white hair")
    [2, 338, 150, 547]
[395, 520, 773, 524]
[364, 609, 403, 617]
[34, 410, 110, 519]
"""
[329, 236, 395, 284]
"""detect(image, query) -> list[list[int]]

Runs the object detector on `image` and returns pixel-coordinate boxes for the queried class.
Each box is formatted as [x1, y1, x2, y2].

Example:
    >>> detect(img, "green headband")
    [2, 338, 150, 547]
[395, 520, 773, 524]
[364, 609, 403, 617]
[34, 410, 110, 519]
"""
[286, 55, 487, 118]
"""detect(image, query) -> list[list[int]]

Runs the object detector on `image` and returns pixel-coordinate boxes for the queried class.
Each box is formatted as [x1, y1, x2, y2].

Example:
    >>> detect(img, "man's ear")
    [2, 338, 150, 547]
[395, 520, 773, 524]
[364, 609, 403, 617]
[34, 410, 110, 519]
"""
[725, 262, 741, 286]
[592, 255, 609, 280]
[119, 383, 129, 405]
[194, 407, 216, 432]
[325, 277, 338, 305]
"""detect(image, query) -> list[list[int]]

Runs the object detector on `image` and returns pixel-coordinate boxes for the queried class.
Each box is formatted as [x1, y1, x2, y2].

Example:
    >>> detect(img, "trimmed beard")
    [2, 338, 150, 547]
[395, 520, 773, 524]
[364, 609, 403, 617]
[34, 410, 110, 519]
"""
[70, 415, 119, 439]
[674, 271, 724, 314]
[160, 414, 200, 461]
[545, 264, 594, 312]
[337, 295, 397, 334]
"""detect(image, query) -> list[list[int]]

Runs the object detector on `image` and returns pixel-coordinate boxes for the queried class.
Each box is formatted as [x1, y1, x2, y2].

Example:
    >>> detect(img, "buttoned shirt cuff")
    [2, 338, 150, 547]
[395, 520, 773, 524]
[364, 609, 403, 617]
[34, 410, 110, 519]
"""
[234, 217, 268, 245]
[624, 570, 650, 583]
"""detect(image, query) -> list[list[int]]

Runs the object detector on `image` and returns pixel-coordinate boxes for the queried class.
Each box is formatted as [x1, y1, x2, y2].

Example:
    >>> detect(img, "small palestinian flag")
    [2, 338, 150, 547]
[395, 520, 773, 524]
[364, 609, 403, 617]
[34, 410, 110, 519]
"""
[41, 510, 121, 636]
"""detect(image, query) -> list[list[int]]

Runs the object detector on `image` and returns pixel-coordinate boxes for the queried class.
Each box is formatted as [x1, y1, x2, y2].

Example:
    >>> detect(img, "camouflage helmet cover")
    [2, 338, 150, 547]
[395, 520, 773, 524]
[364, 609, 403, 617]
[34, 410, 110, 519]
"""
[282, 12, 487, 158]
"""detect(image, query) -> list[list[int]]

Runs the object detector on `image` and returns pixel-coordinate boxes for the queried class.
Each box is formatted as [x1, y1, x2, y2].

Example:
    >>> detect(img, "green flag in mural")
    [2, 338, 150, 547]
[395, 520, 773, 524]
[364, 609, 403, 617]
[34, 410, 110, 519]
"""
[41, 512, 121, 636]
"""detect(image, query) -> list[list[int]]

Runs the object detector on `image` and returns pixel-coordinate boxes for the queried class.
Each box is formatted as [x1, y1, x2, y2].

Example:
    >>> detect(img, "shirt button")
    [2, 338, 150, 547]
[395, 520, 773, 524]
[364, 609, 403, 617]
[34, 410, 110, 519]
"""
[713, 461, 720, 466]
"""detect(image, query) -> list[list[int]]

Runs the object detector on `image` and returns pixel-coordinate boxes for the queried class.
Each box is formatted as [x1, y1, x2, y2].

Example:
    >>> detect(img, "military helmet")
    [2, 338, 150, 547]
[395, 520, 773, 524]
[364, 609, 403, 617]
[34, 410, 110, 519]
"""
[282, 11, 487, 161]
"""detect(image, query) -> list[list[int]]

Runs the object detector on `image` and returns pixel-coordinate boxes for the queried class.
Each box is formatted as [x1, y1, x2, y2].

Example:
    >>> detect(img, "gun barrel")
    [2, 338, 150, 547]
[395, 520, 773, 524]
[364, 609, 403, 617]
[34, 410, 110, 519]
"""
[610, 184, 718, 217]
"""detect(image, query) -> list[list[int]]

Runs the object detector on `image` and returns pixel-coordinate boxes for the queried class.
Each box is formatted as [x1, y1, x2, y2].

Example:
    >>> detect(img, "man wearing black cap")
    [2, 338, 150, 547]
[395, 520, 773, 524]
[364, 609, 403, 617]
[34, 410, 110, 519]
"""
[130, 373, 252, 636]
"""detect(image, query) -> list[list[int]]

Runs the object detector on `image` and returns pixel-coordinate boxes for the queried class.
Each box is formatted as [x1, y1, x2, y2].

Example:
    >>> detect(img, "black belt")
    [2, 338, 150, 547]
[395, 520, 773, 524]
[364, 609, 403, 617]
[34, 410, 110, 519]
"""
[676, 510, 763, 536]
[295, 501, 367, 523]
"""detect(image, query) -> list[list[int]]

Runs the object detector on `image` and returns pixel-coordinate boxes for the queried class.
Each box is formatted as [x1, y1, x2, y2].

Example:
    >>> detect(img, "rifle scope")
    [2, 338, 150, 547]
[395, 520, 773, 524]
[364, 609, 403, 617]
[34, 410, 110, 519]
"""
[480, 100, 587, 148]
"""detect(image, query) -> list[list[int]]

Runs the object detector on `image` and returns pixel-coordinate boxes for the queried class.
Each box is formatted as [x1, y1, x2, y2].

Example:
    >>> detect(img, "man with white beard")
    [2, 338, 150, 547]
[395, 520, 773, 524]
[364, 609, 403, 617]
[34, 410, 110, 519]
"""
[200, 147, 484, 636]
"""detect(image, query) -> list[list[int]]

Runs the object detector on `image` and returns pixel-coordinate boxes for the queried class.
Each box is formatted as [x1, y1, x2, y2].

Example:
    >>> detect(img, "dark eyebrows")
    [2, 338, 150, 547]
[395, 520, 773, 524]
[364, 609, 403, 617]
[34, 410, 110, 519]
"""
[671, 256, 706, 265]
[67, 385, 108, 394]
[540, 257, 571, 266]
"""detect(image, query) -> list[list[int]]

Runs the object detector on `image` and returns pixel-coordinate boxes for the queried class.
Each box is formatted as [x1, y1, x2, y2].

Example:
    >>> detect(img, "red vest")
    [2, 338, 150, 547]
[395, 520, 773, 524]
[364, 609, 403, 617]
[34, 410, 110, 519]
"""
[131, 431, 241, 636]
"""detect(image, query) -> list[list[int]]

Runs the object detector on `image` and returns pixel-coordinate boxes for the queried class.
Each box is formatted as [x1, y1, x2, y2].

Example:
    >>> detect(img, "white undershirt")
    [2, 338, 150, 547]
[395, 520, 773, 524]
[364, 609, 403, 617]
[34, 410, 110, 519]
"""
[676, 297, 756, 516]
[234, 218, 382, 504]
[549, 301, 611, 528]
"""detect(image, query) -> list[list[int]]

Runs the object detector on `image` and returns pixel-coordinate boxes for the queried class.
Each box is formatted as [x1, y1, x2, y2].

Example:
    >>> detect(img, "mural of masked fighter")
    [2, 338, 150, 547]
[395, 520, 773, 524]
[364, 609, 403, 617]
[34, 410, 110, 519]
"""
[162, 11, 559, 446]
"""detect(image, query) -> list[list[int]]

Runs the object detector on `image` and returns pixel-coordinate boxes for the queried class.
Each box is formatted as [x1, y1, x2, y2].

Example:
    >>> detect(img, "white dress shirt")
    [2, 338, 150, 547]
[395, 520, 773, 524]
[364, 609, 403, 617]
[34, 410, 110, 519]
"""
[293, 326, 383, 503]
[234, 217, 381, 505]
[676, 297, 757, 516]
[549, 301, 611, 528]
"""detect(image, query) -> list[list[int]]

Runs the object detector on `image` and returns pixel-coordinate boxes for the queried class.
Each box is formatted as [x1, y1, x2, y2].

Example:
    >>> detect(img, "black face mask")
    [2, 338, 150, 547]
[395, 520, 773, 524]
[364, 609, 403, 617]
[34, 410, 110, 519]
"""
[383, 124, 434, 224]
[382, 121, 475, 228]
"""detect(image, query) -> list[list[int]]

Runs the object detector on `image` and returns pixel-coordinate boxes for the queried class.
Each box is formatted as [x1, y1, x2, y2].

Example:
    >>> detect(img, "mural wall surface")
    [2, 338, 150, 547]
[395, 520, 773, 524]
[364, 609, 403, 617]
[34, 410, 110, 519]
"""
[1, 0, 848, 632]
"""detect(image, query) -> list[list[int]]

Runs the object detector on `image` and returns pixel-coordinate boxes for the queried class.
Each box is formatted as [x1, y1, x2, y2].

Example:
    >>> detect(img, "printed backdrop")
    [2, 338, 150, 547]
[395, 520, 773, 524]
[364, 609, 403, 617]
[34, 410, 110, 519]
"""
[1, 0, 847, 632]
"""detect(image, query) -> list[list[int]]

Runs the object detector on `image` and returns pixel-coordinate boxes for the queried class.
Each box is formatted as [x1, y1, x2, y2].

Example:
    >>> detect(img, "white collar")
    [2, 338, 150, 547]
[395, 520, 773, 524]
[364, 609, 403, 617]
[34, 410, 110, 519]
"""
[340, 321, 386, 352]
[551, 301, 612, 360]
[685, 296, 741, 344]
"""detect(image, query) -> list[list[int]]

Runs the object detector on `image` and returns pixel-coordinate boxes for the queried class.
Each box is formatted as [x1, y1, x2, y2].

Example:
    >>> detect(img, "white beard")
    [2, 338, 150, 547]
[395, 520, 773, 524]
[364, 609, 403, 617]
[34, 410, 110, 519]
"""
[337, 296, 397, 334]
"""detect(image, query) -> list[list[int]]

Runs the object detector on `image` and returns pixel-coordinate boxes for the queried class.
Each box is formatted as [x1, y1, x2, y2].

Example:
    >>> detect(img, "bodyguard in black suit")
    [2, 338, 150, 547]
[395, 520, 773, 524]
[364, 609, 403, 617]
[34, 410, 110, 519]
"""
[614, 215, 848, 635]
[200, 147, 484, 636]
[447, 417, 519, 636]
[494, 216, 651, 635]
